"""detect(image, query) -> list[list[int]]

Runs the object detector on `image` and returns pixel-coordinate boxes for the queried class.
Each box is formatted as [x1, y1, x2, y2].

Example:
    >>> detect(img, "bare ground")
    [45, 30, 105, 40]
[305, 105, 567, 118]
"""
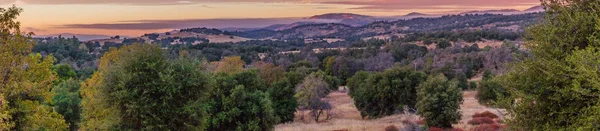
[275, 90, 504, 131]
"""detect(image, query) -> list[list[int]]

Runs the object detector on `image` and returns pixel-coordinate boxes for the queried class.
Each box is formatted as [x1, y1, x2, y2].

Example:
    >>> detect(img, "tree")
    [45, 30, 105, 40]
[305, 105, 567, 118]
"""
[252, 61, 285, 85]
[477, 79, 507, 106]
[295, 73, 330, 122]
[53, 64, 77, 81]
[416, 74, 462, 128]
[52, 79, 82, 131]
[267, 80, 298, 123]
[436, 39, 451, 49]
[81, 44, 212, 130]
[205, 71, 277, 131]
[349, 67, 427, 118]
[497, 0, 600, 130]
[0, 6, 68, 130]
[215, 56, 245, 75]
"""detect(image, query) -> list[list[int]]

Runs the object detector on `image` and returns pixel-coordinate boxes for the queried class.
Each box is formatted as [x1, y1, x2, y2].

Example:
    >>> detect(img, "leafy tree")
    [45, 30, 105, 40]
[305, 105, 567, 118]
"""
[295, 73, 330, 122]
[215, 56, 245, 75]
[52, 79, 82, 131]
[313, 71, 342, 91]
[205, 71, 277, 131]
[498, 0, 600, 129]
[53, 64, 77, 81]
[81, 44, 212, 130]
[0, 6, 68, 130]
[267, 80, 298, 123]
[477, 79, 507, 106]
[416, 74, 462, 128]
[349, 67, 427, 118]
[252, 61, 285, 85]
[455, 73, 469, 90]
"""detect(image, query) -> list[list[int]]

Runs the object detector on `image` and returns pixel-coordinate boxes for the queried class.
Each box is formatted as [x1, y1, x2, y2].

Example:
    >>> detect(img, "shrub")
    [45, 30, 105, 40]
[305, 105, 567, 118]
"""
[427, 127, 444, 131]
[349, 67, 427, 118]
[477, 80, 508, 106]
[468, 117, 495, 125]
[471, 124, 506, 131]
[385, 125, 399, 131]
[473, 111, 499, 119]
[417, 74, 463, 128]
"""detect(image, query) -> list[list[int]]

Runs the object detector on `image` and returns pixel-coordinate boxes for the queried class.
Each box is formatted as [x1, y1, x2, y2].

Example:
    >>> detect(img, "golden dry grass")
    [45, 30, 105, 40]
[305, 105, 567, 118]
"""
[275, 90, 505, 131]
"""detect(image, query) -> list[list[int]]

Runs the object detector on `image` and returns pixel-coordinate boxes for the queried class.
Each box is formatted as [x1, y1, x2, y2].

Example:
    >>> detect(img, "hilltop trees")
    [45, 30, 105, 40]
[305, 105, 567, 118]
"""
[0, 6, 68, 130]
[348, 67, 427, 118]
[80, 44, 212, 130]
[498, 0, 600, 129]
[416, 74, 463, 128]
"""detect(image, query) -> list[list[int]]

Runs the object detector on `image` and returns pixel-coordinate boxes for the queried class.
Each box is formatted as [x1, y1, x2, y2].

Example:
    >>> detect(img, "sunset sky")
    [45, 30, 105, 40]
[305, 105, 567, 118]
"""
[0, 0, 541, 37]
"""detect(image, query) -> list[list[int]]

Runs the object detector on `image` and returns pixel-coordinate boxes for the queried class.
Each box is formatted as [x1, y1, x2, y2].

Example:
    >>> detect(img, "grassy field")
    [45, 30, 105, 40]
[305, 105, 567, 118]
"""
[275, 90, 504, 131]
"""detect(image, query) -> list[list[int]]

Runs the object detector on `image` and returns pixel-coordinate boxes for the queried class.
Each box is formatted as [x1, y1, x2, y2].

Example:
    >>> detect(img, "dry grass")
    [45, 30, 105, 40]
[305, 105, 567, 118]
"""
[276, 90, 505, 131]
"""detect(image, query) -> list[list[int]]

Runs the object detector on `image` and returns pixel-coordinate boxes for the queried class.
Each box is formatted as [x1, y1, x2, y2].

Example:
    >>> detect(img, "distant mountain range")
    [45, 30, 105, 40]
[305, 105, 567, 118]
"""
[74, 5, 545, 44]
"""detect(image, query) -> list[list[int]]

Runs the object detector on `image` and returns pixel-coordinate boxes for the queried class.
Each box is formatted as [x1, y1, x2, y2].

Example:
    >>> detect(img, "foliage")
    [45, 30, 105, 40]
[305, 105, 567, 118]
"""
[295, 73, 331, 122]
[267, 80, 298, 123]
[476, 79, 508, 106]
[0, 6, 68, 130]
[313, 71, 342, 91]
[497, 0, 600, 129]
[253, 61, 286, 85]
[348, 67, 427, 118]
[215, 56, 245, 75]
[52, 79, 82, 131]
[53, 64, 77, 81]
[436, 39, 451, 49]
[416, 74, 462, 128]
[205, 71, 277, 131]
[80, 44, 212, 130]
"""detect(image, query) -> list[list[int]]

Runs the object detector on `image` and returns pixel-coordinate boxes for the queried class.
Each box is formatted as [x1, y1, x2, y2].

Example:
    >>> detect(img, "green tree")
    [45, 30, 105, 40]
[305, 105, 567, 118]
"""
[0, 6, 68, 130]
[476, 79, 507, 106]
[81, 44, 212, 130]
[498, 0, 600, 129]
[350, 67, 427, 118]
[267, 80, 298, 123]
[53, 64, 77, 81]
[205, 71, 277, 131]
[52, 79, 82, 131]
[416, 74, 462, 128]
[295, 73, 330, 122]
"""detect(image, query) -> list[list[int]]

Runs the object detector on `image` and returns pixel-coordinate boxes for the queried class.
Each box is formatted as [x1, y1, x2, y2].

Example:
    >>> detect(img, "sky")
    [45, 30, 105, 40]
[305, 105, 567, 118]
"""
[0, 0, 541, 37]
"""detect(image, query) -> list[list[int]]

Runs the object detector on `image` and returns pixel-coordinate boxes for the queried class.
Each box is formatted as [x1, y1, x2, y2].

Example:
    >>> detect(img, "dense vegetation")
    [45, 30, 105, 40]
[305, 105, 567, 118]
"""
[5, 1, 600, 130]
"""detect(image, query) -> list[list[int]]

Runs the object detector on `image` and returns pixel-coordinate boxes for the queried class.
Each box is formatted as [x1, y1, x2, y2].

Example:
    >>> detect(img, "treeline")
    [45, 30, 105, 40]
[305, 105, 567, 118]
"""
[401, 29, 522, 43]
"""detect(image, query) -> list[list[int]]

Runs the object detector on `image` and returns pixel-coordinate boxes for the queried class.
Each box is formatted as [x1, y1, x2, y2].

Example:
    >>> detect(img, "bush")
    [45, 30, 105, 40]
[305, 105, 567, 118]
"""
[468, 117, 495, 125]
[473, 111, 499, 119]
[349, 67, 427, 118]
[468, 81, 477, 90]
[417, 74, 462, 128]
[385, 125, 399, 131]
[268, 80, 299, 123]
[471, 124, 506, 131]
[477, 80, 508, 106]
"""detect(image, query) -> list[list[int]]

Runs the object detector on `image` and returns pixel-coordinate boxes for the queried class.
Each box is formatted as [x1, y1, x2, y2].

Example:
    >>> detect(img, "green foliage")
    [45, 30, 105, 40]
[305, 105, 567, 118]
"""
[205, 71, 277, 131]
[81, 44, 212, 130]
[53, 64, 77, 81]
[436, 39, 451, 49]
[468, 81, 477, 90]
[52, 79, 82, 131]
[416, 74, 462, 128]
[313, 71, 342, 91]
[0, 6, 68, 130]
[268, 80, 298, 123]
[348, 67, 427, 118]
[455, 73, 468, 90]
[294, 73, 331, 122]
[477, 78, 508, 106]
[498, 1, 600, 130]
